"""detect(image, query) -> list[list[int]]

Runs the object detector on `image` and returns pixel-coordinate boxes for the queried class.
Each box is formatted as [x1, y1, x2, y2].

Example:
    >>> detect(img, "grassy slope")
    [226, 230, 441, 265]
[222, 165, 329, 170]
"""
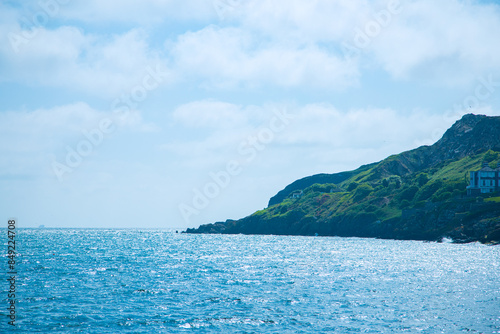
[252, 150, 500, 226]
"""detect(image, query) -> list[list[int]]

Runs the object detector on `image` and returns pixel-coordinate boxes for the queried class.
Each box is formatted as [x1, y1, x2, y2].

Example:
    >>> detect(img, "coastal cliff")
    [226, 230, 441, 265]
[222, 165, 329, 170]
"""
[185, 114, 500, 244]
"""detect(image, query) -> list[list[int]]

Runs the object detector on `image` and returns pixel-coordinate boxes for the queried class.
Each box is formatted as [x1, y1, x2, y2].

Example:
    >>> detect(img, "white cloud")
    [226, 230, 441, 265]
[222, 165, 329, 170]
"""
[171, 25, 359, 89]
[0, 102, 155, 176]
[60, 0, 217, 23]
[1, 0, 216, 25]
[292, 106, 438, 149]
[230, 0, 500, 87]
[167, 0, 500, 90]
[370, 0, 500, 84]
[0, 103, 101, 142]
[0, 24, 170, 97]
[0, 103, 101, 178]
[164, 101, 261, 167]
[2, 0, 499, 97]
[235, 0, 373, 43]
[164, 100, 473, 176]
[172, 99, 247, 128]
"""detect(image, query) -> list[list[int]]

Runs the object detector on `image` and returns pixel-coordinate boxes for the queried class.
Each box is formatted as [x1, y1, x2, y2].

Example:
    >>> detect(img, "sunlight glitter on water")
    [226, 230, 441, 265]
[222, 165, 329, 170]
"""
[6, 229, 500, 333]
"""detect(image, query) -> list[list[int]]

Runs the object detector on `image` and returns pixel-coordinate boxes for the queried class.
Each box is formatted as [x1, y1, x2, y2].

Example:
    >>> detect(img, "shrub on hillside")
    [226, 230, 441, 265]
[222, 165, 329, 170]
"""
[415, 180, 443, 202]
[353, 184, 374, 201]
[399, 185, 419, 202]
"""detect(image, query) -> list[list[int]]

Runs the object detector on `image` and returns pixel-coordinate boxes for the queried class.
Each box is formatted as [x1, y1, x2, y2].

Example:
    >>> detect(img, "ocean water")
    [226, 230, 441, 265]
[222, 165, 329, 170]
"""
[3, 229, 500, 333]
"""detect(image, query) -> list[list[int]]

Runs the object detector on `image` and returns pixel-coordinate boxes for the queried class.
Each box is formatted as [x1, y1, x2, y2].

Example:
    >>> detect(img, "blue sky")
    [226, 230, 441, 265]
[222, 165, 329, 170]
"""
[1, 0, 500, 228]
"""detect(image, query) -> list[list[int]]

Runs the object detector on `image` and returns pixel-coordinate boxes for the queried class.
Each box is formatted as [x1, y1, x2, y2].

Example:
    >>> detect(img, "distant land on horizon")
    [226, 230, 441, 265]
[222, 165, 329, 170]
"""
[186, 114, 500, 244]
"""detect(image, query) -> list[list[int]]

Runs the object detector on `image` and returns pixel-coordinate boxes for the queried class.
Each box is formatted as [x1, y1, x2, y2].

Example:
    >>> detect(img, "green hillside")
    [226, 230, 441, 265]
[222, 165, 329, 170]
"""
[254, 149, 499, 227]
[186, 114, 500, 244]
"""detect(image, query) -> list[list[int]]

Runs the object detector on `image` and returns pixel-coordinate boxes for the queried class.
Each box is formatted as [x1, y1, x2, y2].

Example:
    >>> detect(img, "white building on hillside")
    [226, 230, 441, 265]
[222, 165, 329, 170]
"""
[467, 162, 500, 195]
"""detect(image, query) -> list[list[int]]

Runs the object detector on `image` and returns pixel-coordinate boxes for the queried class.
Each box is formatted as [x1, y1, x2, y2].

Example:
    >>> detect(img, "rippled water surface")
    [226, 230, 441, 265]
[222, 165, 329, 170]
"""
[3, 229, 500, 333]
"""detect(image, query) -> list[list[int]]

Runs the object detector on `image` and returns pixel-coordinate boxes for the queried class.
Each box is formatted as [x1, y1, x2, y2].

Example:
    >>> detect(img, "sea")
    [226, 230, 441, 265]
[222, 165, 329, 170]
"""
[2, 229, 500, 333]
